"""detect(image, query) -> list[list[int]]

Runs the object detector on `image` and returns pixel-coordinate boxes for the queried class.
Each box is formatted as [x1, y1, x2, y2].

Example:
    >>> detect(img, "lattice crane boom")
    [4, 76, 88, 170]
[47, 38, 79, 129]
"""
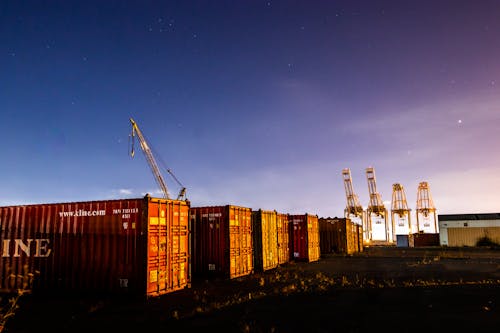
[342, 168, 363, 216]
[366, 167, 385, 214]
[129, 118, 171, 200]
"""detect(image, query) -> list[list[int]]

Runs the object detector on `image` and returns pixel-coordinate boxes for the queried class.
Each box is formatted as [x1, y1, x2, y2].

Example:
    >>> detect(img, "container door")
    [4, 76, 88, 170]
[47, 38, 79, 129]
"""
[147, 201, 168, 296]
[168, 201, 189, 291]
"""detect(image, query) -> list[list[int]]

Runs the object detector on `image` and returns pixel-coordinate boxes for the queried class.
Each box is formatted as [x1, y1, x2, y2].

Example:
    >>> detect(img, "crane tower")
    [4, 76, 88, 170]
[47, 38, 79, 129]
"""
[416, 181, 438, 233]
[391, 183, 411, 240]
[366, 167, 391, 242]
[342, 168, 367, 239]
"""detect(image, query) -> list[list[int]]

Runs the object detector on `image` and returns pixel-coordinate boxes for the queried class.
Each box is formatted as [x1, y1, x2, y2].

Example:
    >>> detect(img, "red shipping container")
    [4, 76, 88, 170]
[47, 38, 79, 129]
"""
[409, 233, 440, 247]
[191, 205, 253, 279]
[0, 195, 190, 297]
[289, 214, 320, 262]
[276, 212, 290, 265]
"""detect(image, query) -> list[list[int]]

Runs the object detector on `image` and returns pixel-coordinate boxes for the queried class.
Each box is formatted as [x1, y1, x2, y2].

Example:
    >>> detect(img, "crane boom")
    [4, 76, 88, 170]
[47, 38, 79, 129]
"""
[342, 168, 363, 216]
[366, 167, 385, 213]
[129, 118, 171, 200]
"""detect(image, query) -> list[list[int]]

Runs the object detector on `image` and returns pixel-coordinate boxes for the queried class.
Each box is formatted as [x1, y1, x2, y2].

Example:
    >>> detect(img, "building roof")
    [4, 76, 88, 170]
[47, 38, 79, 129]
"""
[438, 213, 500, 221]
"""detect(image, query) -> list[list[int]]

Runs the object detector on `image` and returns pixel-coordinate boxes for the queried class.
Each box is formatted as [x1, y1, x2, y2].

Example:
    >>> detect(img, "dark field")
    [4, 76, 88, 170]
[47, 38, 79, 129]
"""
[3, 246, 500, 333]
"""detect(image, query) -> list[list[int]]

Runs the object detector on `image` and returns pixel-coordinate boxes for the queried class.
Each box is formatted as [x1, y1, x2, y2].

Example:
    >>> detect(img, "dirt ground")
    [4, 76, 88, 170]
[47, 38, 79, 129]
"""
[3, 246, 500, 333]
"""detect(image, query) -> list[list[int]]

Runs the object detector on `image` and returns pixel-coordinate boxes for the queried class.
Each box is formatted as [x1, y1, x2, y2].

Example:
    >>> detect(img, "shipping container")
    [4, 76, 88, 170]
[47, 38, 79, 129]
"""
[409, 233, 440, 247]
[319, 218, 360, 255]
[352, 223, 359, 253]
[191, 205, 253, 279]
[252, 210, 278, 272]
[319, 219, 336, 254]
[0, 195, 190, 297]
[290, 214, 320, 262]
[396, 235, 410, 247]
[276, 212, 290, 265]
[356, 224, 364, 252]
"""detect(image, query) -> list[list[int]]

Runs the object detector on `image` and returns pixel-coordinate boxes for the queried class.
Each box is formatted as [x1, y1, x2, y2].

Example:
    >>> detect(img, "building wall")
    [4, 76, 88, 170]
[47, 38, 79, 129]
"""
[439, 219, 500, 246]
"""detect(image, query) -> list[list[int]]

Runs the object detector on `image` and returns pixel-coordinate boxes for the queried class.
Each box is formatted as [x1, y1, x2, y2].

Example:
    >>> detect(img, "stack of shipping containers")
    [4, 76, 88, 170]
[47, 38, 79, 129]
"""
[190, 205, 253, 279]
[252, 210, 279, 272]
[289, 214, 320, 262]
[276, 212, 290, 265]
[0, 195, 190, 297]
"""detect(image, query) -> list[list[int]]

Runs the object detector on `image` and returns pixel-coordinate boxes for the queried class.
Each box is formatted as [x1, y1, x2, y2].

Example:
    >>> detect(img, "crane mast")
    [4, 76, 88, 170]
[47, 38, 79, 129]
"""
[416, 181, 438, 233]
[342, 168, 364, 217]
[342, 168, 367, 242]
[365, 167, 391, 242]
[129, 118, 171, 200]
[391, 183, 411, 238]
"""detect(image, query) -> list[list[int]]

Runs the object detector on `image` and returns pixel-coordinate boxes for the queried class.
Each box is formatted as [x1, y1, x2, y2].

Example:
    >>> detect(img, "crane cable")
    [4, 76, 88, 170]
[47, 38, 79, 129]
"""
[129, 127, 136, 158]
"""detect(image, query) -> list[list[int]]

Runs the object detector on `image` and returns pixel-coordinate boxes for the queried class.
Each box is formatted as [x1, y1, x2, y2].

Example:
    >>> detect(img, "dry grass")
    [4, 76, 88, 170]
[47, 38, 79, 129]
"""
[0, 265, 37, 333]
[166, 266, 500, 321]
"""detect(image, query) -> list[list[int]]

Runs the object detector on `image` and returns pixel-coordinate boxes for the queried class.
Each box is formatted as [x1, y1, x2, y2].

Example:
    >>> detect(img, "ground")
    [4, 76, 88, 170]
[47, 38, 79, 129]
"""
[3, 246, 500, 332]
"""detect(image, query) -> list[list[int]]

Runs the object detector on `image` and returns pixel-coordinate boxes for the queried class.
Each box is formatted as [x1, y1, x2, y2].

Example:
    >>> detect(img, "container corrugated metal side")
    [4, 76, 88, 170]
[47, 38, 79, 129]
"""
[0, 196, 190, 297]
[319, 218, 360, 255]
[409, 233, 440, 247]
[276, 213, 290, 265]
[353, 224, 359, 252]
[252, 210, 278, 272]
[290, 214, 320, 262]
[191, 205, 253, 279]
[348, 222, 357, 255]
[357, 224, 364, 252]
[319, 218, 336, 254]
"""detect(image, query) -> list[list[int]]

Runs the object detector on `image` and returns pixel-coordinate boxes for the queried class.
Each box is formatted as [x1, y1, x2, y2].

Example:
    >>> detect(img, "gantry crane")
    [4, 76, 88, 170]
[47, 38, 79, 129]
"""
[366, 167, 391, 242]
[342, 168, 366, 239]
[391, 183, 411, 240]
[129, 118, 187, 201]
[416, 181, 438, 233]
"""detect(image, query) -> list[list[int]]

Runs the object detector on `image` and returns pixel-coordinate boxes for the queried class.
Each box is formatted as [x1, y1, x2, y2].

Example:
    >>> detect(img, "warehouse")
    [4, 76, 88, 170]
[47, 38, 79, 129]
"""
[438, 213, 500, 247]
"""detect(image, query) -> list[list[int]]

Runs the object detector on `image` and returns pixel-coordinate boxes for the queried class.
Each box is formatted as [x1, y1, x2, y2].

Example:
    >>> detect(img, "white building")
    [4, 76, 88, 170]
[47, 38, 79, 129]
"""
[438, 213, 500, 247]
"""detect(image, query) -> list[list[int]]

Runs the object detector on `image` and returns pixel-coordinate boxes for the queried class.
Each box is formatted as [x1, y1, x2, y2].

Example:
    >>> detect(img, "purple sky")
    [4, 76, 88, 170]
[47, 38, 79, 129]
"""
[1, 1, 500, 217]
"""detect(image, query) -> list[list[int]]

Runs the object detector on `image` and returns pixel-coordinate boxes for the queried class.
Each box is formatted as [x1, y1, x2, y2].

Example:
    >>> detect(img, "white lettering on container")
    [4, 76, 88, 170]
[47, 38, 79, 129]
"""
[1, 239, 52, 258]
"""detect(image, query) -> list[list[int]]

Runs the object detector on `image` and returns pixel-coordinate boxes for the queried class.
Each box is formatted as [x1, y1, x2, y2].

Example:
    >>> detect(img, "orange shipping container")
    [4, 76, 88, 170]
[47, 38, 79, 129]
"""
[0, 195, 190, 297]
[276, 212, 290, 265]
[252, 210, 279, 272]
[191, 205, 253, 279]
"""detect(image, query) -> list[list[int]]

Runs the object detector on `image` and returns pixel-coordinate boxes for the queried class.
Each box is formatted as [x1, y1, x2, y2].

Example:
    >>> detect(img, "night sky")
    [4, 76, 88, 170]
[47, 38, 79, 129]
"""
[1, 1, 500, 217]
